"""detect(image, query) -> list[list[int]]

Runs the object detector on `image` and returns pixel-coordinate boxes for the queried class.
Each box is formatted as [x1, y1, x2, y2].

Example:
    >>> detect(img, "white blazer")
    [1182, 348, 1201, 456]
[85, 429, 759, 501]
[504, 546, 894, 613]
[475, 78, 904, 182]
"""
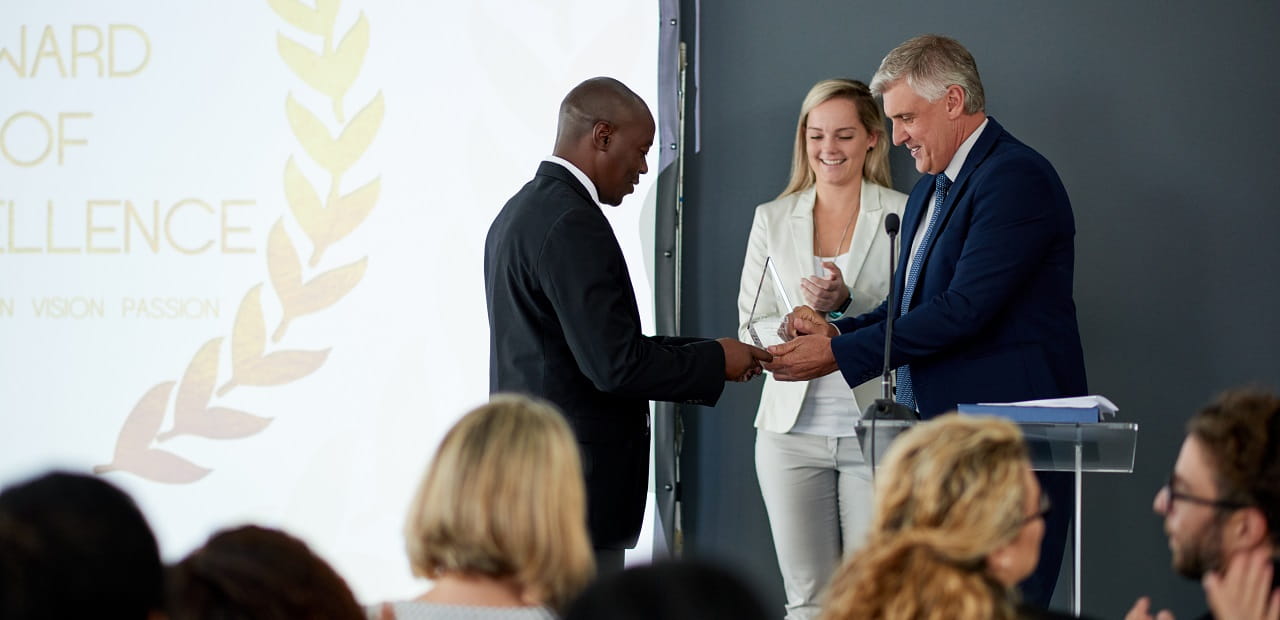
[737, 181, 908, 433]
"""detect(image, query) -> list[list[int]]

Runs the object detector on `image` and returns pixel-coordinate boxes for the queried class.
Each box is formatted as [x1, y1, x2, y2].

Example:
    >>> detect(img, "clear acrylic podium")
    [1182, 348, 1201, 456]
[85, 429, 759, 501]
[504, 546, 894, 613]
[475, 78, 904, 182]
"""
[855, 419, 1139, 615]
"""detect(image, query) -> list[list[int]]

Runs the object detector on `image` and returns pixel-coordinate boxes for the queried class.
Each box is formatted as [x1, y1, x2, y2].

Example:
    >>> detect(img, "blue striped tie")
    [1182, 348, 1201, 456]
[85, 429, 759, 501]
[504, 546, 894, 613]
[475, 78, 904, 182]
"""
[895, 173, 951, 411]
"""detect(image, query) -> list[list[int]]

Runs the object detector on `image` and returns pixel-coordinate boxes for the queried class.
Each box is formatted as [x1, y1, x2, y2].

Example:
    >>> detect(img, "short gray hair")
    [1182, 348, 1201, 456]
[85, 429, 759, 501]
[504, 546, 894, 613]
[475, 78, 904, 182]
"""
[870, 35, 985, 114]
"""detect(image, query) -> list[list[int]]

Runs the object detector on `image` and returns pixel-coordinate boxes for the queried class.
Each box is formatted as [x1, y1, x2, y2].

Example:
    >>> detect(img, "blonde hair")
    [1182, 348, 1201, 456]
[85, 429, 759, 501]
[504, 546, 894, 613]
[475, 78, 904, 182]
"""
[779, 78, 893, 198]
[404, 394, 594, 611]
[822, 415, 1029, 620]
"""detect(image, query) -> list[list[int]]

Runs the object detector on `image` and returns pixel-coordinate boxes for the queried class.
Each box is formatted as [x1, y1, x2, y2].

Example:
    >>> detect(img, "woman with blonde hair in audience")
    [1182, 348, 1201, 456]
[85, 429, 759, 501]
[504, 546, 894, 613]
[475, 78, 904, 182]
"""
[377, 394, 594, 619]
[821, 415, 1074, 620]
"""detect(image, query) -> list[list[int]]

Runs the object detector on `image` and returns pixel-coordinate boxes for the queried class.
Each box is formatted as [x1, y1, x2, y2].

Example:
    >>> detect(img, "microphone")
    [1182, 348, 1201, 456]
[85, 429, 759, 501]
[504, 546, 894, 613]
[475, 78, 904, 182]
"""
[884, 212, 900, 236]
[860, 213, 918, 475]
[865, 213, 915, 418]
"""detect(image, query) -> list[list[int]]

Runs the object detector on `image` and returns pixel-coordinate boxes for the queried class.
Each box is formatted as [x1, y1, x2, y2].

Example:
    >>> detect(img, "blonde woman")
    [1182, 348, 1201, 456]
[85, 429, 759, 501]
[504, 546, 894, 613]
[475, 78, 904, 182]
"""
[379, 394, 594, 618]
[821, 415, 1062, 620]
[737, 78, 906, 620]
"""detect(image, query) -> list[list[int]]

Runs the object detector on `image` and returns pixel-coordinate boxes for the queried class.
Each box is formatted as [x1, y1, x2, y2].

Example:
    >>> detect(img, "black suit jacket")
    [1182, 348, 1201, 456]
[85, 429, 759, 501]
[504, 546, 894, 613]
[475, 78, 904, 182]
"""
[485, 161, 725, 549]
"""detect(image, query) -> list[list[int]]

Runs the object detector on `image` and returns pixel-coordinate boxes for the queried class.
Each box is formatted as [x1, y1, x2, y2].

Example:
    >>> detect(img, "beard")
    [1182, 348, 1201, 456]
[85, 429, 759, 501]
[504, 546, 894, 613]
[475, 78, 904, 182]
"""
[1172, 519, 1224, 579]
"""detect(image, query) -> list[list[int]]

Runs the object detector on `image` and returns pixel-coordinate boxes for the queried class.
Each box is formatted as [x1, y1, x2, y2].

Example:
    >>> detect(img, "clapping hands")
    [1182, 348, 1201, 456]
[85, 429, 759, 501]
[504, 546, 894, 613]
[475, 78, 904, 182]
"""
[801, 262, 850, 312]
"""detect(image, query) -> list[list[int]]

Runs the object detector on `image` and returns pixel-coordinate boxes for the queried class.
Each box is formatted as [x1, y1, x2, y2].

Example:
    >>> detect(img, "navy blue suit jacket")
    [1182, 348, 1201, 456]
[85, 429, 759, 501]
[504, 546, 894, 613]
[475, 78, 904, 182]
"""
[830, 117, 1086, 417]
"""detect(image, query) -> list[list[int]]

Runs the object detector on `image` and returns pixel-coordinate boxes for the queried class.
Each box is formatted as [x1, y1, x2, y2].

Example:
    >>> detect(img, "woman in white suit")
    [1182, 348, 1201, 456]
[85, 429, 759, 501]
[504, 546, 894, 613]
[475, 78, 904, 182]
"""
[737, 78, 906, 620]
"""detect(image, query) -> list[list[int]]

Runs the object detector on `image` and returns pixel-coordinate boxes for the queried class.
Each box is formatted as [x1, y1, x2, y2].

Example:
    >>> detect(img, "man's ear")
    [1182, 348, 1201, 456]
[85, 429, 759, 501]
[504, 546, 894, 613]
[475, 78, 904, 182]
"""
[944, 84, 966, 119]
[1225, 506, 1271, 552]
[592, 121, 613, 151]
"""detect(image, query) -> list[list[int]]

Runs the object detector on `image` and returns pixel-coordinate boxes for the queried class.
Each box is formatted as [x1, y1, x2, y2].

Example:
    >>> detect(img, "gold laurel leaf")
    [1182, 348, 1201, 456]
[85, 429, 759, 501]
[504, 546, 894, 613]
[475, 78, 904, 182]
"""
[238, 348, 332, 388]
[275, 14, 368, 116]
[316, 0, 341, 35]
[172, 407, 274, 440]
[220, 284, 268, 397]
[277, 33, 330, 95]
[287, 256, 367, 319]
[98, 448, 212, 484]
[310, 176, 380, 267]
[327, 176, 380, 245]
[108, 381, 175, 458]
[284, 91, 384, 177]
[324, 12, 369, 99]
[285, 94, 342, 175]
[230, 284, 267, 369]
[283, 157, 326, 249]
[265, 0, 334, 36]
[162, 337, 224, 440]
[267, 219, 304, 342]
[331, 91, 384, 174]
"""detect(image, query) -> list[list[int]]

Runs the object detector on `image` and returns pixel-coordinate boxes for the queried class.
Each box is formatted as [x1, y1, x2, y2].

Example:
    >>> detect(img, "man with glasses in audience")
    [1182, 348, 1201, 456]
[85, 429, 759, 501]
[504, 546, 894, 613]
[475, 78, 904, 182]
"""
[1128, 388, 1280, 620]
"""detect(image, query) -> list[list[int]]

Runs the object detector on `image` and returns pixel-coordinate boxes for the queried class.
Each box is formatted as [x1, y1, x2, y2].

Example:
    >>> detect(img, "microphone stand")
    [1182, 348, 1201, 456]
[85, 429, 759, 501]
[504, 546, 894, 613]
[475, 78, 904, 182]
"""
[861, 213, 919, 477]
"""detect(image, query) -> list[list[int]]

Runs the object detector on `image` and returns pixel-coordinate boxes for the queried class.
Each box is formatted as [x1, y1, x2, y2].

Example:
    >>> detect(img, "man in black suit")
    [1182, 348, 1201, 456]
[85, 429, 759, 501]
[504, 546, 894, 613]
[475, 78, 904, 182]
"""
[485, 77, 770, 573]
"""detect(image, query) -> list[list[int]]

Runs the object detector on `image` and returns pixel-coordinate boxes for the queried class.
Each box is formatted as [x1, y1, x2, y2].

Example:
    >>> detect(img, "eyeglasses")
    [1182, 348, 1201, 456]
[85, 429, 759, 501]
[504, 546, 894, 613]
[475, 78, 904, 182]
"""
[1020, 491, 1051, 527]
[1162, 473, 1251, 511]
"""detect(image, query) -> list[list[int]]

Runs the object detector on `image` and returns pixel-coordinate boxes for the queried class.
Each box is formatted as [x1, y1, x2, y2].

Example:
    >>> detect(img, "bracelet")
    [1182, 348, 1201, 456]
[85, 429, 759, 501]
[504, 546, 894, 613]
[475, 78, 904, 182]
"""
[827, 289, 853, 320]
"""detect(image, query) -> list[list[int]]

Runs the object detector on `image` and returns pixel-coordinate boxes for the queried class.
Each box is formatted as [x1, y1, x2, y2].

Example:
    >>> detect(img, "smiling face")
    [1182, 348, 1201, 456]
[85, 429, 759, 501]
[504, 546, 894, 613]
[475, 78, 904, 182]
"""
[881, 79, 965, 175]
[593, 107, 653, 206]
[804, 97, 876, 188]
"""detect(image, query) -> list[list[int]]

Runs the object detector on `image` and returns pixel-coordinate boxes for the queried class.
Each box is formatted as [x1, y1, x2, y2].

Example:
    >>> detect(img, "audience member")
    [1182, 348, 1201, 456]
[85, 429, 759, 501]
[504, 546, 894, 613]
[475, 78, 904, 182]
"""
[377, 394, 594, 618]
[563, 560, 769, 620]
[1128, 388, 1280, 620]
[821, 415, 1072, 620]
[166, 524, 365, 620]
[0, 471, 164, 619]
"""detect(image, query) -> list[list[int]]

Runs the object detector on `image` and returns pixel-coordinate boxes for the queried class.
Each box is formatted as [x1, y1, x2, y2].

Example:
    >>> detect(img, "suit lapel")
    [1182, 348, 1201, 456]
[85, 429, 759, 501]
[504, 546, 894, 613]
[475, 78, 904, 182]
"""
[898, 179, 932, 268]
[788, 187, 817, 277]
[936, 117, 1003, 217]
[843, 180, 884, 282]
[901, 117, 1005, 293]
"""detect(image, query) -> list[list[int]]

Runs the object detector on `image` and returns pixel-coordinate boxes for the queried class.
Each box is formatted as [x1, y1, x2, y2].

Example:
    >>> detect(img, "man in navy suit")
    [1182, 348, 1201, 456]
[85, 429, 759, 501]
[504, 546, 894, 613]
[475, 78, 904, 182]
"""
[765, 35, 1086, 606]
[485, 77, 770, 574]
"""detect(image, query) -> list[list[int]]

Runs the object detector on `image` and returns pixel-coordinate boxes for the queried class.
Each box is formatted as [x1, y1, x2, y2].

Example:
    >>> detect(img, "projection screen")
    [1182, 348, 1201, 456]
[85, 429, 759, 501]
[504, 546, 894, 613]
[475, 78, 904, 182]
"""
[0, 0, 661, 602]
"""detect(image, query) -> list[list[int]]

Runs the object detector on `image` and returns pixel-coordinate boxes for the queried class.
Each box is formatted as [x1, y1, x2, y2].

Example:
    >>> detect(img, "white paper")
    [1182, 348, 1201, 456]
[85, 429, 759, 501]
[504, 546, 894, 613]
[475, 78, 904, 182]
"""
[978, 395, 1119, 417]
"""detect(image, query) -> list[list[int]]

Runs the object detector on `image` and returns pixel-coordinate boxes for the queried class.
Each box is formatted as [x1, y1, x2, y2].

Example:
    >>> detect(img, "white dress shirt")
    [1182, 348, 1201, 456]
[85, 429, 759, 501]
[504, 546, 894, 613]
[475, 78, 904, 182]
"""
[904, 118, 989, 278]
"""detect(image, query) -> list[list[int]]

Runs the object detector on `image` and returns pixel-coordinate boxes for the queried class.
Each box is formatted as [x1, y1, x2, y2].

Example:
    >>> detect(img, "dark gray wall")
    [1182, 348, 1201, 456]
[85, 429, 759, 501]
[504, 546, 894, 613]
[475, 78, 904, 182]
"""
[674, 1, 1280, 618]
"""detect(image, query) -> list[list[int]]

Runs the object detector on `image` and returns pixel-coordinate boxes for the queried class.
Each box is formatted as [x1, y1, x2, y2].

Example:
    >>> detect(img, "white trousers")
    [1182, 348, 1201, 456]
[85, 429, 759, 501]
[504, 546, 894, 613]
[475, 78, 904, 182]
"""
[755, 429, 874, 620]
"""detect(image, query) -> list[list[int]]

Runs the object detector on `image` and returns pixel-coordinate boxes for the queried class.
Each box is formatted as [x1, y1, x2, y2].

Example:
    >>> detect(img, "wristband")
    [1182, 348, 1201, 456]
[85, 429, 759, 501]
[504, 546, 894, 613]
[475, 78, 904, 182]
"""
[827, 289, 853, 320]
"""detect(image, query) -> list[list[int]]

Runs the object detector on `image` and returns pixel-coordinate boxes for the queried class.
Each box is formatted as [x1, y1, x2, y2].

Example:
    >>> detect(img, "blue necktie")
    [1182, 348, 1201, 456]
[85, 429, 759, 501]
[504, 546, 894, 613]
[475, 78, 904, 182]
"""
[895, 173, 951, 411]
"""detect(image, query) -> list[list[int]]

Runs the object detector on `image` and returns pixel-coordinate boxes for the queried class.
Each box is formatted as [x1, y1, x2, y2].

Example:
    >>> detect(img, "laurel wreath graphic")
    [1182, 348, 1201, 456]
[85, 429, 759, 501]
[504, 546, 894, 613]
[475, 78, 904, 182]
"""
[95, 0, 382, 483]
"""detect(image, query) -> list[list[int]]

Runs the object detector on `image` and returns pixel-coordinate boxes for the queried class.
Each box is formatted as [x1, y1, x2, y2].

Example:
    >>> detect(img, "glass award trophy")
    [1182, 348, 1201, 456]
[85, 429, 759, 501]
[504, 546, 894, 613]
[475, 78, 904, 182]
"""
[746, 256, 792, 348]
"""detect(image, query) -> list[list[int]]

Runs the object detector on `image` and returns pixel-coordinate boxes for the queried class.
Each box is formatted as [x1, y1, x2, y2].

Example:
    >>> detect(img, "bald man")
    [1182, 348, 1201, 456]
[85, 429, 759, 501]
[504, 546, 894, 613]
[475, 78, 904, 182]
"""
[484, 77, 770, 572]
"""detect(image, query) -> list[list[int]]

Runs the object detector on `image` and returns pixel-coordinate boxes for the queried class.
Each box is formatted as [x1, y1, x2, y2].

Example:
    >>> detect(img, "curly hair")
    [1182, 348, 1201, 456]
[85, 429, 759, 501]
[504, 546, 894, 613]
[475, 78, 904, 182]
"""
[1187, 387, 1280, 545]
[822, 415, 1029, 620]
